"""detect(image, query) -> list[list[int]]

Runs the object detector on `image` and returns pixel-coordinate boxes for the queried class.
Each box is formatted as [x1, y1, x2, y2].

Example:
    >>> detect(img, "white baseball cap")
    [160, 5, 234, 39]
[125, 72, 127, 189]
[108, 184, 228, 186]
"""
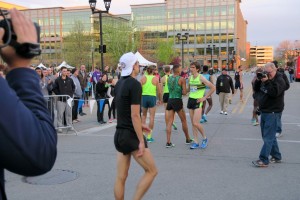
[119, 52, 138, 77]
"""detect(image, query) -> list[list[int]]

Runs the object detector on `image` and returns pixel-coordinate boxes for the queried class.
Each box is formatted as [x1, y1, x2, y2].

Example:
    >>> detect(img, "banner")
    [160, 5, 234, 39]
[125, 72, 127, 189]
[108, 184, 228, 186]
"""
[89, 100, 96, 114]
[67, 98, 73, 107]
[108, 97, 114, 107]
[78, 99, 84, 111]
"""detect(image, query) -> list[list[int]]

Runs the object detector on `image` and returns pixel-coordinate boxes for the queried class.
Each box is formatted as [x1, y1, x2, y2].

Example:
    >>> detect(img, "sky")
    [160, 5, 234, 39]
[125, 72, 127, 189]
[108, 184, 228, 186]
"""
[7, 0, 300, 48]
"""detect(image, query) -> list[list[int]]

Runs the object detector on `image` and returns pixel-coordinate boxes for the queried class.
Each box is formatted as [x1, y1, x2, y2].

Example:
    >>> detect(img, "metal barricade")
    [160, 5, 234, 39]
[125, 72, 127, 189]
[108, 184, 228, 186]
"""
[44, 95, 78, 135]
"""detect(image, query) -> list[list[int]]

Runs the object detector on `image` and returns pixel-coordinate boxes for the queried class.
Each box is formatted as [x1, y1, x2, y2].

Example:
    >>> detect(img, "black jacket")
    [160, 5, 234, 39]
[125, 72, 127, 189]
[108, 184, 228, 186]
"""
[52, 76, 75, 100]
[216, 74, 234, 94]
[95, 81, 108, 99]
[253, 72, 286, 113]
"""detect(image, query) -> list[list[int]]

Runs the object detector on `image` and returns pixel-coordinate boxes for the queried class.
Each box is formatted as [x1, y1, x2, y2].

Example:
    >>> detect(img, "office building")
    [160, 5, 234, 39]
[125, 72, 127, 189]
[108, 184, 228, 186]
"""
[132, 0, 247, 70]
[249, 46, 274, 67]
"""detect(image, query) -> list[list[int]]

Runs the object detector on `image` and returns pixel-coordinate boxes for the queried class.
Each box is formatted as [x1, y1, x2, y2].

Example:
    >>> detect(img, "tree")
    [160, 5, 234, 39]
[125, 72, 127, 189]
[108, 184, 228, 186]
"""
[275, 40, 300, 64]
[102, 20, 140, 67]
[63, 20, 92, 67]
[155, 38, 176, 65]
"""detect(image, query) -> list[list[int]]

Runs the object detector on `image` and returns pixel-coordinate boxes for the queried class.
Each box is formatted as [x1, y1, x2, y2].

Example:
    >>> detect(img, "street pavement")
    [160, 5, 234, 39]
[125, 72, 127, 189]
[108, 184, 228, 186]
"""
[5, 73, 300, 200]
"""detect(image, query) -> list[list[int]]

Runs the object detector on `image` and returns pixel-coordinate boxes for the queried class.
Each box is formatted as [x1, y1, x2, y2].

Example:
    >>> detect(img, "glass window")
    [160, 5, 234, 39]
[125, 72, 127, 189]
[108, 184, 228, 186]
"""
[228, 5, 234, 15]
[206, 7, 212, 17]
[196, 8, 204, 17]
[213, 35, 220, 43]
[213, 6, 219, 16]
[221, 21, 226, 29]
[221, 6, 227, 15]
[206, 34, 212, 43]
[189, 8, 195, 17]
[220, 34, 227, 43]
[182, 23, 188, 31]
[197, 48, 205, 55]
[206, 22, 212, 30]
[189, 23, 195, 31]
[196, 34, 205, 44]
[196, 22, 205, 30]
[175, 8, 180, 18]
[228, 20, 234, 29]
[213, 21, 219, 30]
[182, 8, 188, 18]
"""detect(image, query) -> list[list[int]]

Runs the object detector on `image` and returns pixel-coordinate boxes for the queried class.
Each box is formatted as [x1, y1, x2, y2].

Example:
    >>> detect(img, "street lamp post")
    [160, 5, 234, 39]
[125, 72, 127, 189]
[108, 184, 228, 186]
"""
[227, 37, 239, 70]
[89, 0, 112, 72]
[176, 33, 189, 68]
[207, 44, 215, 68]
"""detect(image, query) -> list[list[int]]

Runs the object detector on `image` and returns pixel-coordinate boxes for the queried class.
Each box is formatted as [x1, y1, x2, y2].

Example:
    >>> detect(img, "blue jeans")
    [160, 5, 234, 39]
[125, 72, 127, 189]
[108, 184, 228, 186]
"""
[259, 112, 282, 164]
[276, 112, 282, 133]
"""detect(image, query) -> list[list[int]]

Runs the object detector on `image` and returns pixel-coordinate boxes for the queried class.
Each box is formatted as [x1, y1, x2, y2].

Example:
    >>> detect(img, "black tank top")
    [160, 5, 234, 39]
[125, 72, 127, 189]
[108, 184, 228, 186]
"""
[234, 71, 240, 81]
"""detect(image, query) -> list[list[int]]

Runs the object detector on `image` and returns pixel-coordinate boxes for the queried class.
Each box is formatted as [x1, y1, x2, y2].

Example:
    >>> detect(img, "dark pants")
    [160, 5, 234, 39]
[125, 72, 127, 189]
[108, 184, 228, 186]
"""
[108, 100, 116, 119]
[97, 98, 107, 122]
[72, 97, 80, 120]
[259, 112, 282, 164]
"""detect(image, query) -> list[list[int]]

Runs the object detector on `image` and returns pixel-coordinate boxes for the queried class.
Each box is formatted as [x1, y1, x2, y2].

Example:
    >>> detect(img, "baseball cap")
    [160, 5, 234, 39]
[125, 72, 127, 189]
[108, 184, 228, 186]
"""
[119, 52, 138, 77]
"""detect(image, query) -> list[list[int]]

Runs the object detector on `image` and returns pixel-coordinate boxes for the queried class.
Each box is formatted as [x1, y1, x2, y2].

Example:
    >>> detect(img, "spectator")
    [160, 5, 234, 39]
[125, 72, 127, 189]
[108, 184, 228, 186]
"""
[95, 74, 109, 124]
[70, 68, 83, 123]
[0, 8, 57, 199]
[216, 69, 234, 115]
[52, 66, 75, 132]
[106, 78, 116, 123]
[77, 65, 88, 115]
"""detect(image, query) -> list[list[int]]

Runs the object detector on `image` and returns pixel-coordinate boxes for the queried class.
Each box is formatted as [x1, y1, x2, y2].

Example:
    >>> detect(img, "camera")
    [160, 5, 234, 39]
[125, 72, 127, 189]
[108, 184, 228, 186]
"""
[256, 71, 267, 80]
[0, 18, 41, 58]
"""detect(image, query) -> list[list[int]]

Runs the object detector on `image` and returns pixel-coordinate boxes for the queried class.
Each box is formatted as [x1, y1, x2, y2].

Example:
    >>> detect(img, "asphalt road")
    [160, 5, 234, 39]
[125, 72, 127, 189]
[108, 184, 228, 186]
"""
[5, 72, 300, 200]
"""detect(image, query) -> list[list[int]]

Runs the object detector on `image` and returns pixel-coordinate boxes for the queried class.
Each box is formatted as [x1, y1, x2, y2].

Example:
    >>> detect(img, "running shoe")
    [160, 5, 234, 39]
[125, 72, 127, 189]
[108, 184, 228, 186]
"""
[276, 132, 283, 138]
[190, 143, 200, 149]
[202, 114, 207, 122]
[270, 157, 282, 163]
[166, 142, 175, 148]
[147, 138, 155, 143]
[200, 118, 205, 123]
[224, 112, 228, 115]
[200, 138, 208, 149]
[185, 139, 194, 144]
[220, 111, 224, 114]
[172, 123, 178, 130]
[252, 160, 268, 167]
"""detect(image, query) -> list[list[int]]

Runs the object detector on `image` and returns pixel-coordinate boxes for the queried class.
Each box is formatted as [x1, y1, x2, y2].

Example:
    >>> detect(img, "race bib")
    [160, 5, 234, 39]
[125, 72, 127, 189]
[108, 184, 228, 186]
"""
[190, 86, 197, 92]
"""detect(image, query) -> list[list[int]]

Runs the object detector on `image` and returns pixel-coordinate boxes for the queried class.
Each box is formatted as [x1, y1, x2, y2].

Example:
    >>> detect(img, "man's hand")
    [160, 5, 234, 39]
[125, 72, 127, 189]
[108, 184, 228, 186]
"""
[0, 9, 37, 68]
[136, 142, 145, 157]
[142, 124, 151, 133]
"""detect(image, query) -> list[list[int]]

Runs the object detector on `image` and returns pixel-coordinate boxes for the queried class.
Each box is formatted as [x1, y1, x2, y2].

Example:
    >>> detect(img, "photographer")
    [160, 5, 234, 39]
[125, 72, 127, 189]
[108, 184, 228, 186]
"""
[0, 9, 57, 199]
[252, 62, 286, 167]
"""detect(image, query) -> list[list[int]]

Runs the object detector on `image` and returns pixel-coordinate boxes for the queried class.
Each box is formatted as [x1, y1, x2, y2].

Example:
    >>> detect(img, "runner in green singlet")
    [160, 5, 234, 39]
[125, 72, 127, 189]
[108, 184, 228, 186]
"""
[187, 62, 215, 149]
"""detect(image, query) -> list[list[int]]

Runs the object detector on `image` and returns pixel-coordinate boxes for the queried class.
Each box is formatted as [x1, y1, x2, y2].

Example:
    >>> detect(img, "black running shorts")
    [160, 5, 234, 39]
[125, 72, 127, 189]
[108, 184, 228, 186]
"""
[163, 93, 169, 103]
[187, 98, 201, 110]
[114, 129, 148, 155]
[166, 98, 183, 112]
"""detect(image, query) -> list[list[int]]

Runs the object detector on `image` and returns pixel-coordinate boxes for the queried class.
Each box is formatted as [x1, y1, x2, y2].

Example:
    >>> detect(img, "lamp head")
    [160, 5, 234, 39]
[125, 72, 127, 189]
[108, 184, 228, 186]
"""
[89, 0, 97, 12]
[104, 0, 111, 12]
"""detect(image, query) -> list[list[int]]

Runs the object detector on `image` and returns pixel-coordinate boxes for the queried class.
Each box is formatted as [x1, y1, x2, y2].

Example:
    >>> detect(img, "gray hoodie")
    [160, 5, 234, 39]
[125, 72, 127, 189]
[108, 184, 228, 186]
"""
[71, 75, 83, 98]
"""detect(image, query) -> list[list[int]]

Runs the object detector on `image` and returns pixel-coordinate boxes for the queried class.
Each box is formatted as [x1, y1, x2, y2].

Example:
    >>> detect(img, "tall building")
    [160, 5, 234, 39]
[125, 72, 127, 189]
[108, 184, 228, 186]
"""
[132, 0, 247, 70]
[20, 6, 128, 66]
[249, 46, 274, 67]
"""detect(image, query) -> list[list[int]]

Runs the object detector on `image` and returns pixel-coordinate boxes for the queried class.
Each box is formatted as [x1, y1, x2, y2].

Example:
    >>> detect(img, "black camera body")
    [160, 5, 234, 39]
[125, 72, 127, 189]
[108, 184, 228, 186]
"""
[257, 71, 267, 80]
[0, 18, 41, 58]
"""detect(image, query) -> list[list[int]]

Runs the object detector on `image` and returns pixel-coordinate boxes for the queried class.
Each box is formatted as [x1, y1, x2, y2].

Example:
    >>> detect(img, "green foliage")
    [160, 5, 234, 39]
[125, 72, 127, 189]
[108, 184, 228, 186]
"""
[155, 38, 175, 65]
[103, 20, 139, 66]
[63, 20, 92, 67]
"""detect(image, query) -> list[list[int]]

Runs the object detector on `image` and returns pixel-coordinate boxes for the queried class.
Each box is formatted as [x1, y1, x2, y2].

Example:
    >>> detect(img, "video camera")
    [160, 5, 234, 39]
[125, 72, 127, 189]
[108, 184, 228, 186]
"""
[256, 71, 268, 80]
[0, 9, 41, 58]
